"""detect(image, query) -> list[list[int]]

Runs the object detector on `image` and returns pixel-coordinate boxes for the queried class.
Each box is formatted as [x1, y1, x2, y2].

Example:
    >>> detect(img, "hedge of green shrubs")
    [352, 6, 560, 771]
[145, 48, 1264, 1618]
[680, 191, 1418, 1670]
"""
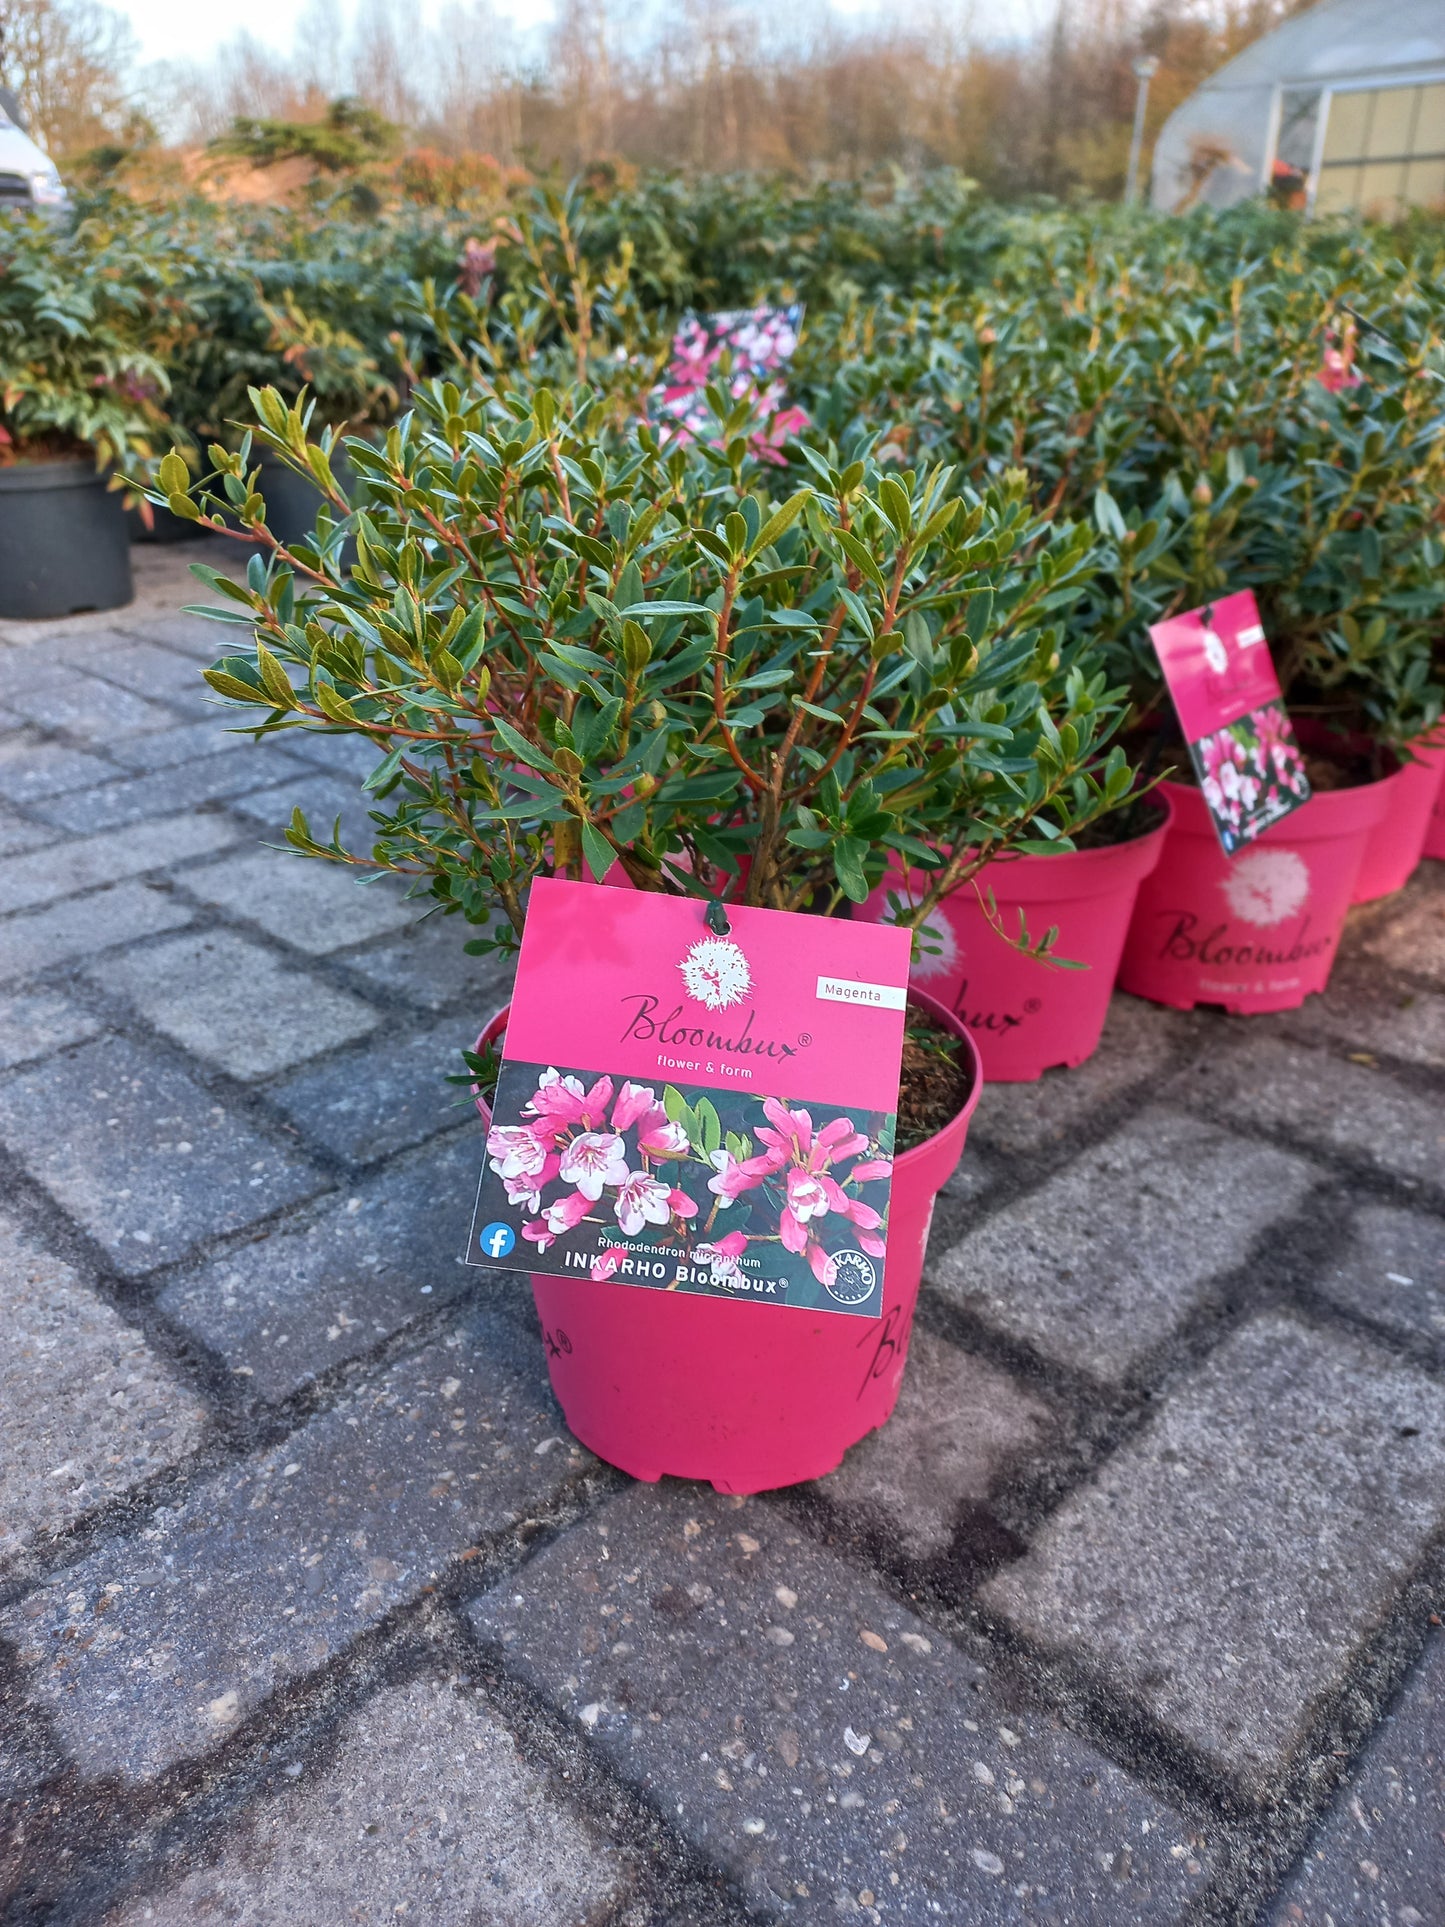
[4, 174, 1444, 763]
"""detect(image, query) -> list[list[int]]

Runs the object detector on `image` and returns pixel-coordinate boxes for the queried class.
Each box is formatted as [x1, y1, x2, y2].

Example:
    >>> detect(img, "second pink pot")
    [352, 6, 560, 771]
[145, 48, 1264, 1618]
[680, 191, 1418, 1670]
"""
[1416, 742, 1445, 863]
[859, 805, 1171, 1081]
[1119, 774, 1395, 1014]
[474, 988, 983, 1494]
[1352, 737, 1445, 902]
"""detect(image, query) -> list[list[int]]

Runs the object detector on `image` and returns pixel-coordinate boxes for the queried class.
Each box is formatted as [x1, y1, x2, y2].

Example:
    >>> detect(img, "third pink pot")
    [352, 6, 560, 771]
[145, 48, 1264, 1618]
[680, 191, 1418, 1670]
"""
[473, 988, 983, 1495]
[1118, 774, 1395, 1014]
[859, 804, 1171, 1081]
[1352, 737, 1445, 902]
[1418, 743, 1445, 862]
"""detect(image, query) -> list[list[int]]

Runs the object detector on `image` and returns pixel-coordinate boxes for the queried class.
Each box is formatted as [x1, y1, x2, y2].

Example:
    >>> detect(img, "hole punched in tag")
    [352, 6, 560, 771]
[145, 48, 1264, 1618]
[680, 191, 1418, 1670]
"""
[705, 898, 732, 937]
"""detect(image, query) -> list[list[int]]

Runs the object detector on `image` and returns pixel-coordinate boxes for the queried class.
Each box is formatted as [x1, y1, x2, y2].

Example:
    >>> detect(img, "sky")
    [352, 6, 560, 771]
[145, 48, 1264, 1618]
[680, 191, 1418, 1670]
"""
[113, 0, 1038, 71]
[117, 0, 554, 67]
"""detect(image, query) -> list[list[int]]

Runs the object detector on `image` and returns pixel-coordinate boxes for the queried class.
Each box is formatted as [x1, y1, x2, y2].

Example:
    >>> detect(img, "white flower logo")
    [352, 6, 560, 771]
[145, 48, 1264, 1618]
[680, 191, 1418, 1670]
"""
[882, 905, 958, 984]
[1201, 627, 1230, 674]
[1222, 847, 1311, 927]
[679, 936, 752, 1010]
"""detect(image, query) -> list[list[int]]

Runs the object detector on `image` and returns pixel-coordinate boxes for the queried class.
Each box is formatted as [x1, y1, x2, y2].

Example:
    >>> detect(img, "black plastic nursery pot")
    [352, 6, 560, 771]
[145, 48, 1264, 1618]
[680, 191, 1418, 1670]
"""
[0, 459, 133, 620]
[123, 496, 206, 545]
[255, 448, 357, 552]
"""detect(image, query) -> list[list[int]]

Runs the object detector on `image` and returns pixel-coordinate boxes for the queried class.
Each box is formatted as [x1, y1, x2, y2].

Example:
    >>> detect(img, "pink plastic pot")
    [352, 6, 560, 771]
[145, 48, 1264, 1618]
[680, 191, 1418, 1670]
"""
[1118, 773, 1395, 1014]
[1426, 755, 1445, 862]
[1354, 736, 1445, 895]
[859, 804, 1171, 1082]
[474, 988, 983, 1494]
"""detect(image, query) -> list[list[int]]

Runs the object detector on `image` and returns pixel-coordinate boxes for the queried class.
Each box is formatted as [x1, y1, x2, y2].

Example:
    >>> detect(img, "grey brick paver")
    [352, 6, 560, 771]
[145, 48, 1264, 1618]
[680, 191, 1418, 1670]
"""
[816, 1330, 1053, 1557]
[1268, 1631, 1445, 1927]
[118, 610, 237, 660]
[932, 1108, 1318, 1382]
[0, 735, 120, 804]
[0, 882, 193, 981]
[84, 641, 214, 712]
[1177, 1038, 1445, 1186]
[0, 988, 103, 1069]
[6, 673, 176, 742]
[102, 1674, 630, 1926]
[0, 1035, 325, 1273]
[3, 1309, 588, 1781]
[33, 746, 312, 835]
[282, 729, 384, 778]
[469, 1486, 1212, 1923]
[1362, 883, 1445, 987]
[1314, 1205, 1445, 1346]
[231, 772, 382, 858]
[0, 813, 238, 916]
[92, 929, 380, 1081]
[969, 995, 1188, 1157]
[0, 802, 57, 857]
[183, 848, 414, 952]
[0, 1214, 207, 1573]
[157, 1133, 491, 1404]
[339, 917, 514, 1015]
[1273, 975, 1445, 1073]
[268, 1016, 470, 1162]
[981, 1316, 1445, 1793]
[108, 718, 247, 773]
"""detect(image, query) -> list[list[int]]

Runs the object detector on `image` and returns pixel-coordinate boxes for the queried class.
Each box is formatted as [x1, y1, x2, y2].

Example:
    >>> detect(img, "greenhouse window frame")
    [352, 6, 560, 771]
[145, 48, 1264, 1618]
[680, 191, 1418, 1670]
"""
[1263, 67, 1445, 213]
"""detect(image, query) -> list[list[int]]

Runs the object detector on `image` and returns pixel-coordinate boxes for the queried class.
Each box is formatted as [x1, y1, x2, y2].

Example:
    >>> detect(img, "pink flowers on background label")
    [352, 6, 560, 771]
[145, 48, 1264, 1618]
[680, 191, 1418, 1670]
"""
[477, 1059, 895, 1311]
[1318, 320, 1363, 395]
[650, 304, 810, 467]
[1194, 703, 1311, 855]
[1148, 592, 1311, 857]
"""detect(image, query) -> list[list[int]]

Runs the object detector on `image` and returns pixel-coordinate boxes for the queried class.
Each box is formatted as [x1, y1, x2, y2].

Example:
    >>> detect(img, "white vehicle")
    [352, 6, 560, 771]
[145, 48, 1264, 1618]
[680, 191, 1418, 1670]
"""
[0, 88, 67, 213]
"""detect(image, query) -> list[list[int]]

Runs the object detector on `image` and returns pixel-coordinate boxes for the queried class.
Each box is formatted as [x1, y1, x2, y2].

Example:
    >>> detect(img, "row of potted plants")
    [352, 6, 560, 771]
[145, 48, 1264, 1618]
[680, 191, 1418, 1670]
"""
[142, 299, 1442, 1482]
[146, 371, 1146, 1485]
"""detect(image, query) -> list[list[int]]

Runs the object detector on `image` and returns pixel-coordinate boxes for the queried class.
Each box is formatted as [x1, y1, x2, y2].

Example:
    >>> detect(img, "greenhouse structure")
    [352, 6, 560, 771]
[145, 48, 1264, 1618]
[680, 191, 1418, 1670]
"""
[1151, 0, 1445, 216]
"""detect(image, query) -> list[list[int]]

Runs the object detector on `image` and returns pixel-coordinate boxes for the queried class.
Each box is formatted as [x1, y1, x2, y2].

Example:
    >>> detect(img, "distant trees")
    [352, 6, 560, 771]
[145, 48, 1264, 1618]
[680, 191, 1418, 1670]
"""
[2, 0, 1323, 192]
[0, 0, 139, 156]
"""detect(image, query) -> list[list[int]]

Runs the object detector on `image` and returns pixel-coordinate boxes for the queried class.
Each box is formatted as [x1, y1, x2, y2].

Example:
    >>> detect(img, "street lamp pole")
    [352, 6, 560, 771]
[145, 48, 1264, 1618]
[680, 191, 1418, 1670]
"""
[1125, 55, 1160, 205]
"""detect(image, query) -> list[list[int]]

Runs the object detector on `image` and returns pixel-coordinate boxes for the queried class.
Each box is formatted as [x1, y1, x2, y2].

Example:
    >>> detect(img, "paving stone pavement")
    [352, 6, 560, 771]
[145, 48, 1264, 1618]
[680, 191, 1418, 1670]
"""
[0, 542, 1443, 1925]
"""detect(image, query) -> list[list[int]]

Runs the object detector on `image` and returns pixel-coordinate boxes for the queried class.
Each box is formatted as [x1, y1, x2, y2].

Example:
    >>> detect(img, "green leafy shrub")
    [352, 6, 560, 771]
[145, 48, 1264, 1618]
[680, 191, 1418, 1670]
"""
[0, 199, 188, 470]
[150, 375, 1138, 953]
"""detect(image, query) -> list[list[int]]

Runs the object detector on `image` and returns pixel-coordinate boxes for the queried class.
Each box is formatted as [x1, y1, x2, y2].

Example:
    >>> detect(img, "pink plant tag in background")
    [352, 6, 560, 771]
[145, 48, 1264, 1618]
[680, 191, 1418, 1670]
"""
[468, 878, 911, 1318]
[1149, 589, 1312, 855]
[650, 304, 809, 464]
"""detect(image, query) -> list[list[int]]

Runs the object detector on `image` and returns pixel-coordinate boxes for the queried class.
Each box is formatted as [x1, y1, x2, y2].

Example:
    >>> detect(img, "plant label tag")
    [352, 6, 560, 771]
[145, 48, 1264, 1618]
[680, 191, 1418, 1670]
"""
[651, 303, 806, 448]
[468, 878, 912, 1318]
[1149, 589, 1311, 854]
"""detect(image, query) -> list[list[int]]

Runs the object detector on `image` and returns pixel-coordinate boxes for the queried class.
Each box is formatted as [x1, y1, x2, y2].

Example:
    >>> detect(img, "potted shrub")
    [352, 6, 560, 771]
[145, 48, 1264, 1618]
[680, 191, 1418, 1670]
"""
[0, 200, 184, 617]
[857, 503, 1166, 1081]
[151, 377, 1123, 1489]
[1099, 275, 1445, 1009]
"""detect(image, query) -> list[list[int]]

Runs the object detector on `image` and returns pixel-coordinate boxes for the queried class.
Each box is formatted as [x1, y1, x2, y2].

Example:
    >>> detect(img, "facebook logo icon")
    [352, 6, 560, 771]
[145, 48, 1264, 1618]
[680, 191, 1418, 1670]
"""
[479, 1222, 516, 1259]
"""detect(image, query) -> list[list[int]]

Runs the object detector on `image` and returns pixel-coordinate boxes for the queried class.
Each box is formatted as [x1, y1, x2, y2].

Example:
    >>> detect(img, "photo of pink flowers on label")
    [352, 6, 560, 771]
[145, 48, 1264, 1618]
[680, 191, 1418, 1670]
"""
[1149, 590, 1312, 855]
[465, 878, 911, 1318]
[470, 1059, 896, 1317]
[1192, 701, 1311, 854]
[650, 304, 809, 465]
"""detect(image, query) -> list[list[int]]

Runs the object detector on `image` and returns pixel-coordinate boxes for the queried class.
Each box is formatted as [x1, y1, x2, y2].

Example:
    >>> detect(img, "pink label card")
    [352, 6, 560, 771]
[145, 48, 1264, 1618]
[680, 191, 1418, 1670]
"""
[1149, 589, 1312, 854]
[468, 879, 912, 1318]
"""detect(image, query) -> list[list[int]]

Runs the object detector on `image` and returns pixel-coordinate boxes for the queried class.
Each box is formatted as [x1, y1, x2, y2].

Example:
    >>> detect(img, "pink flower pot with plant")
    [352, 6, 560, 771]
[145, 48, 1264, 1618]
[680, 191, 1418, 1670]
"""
[1118, 772, 1398, 1014]
[159, 378, 1135, 1492]
[860, 801, 1171, 1082]
[1426, 759, 1445, 862]
[473, 990, 982, 1494]
[1353, 736, 1445, 899]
